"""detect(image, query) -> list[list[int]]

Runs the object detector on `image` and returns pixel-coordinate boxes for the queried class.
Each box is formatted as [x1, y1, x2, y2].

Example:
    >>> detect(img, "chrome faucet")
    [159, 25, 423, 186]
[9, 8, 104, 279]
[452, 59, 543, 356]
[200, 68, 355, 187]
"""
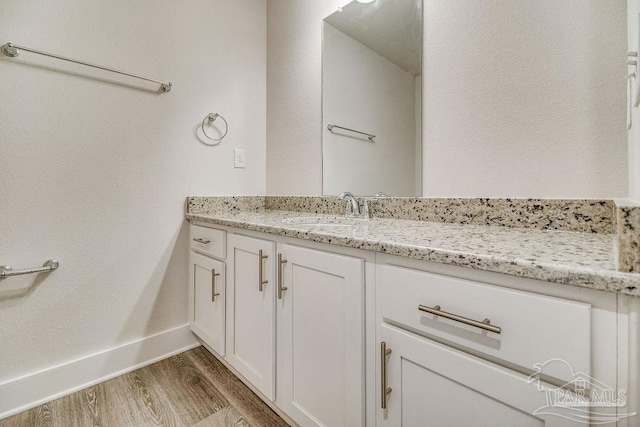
[338, 192, 360, 217]
[337, 192, 382, 220]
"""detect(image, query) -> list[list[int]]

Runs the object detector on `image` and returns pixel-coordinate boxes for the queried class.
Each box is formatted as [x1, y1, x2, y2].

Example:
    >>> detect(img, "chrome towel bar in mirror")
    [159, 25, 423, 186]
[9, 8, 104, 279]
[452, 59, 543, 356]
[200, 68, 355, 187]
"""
[327, 124, 375, 141]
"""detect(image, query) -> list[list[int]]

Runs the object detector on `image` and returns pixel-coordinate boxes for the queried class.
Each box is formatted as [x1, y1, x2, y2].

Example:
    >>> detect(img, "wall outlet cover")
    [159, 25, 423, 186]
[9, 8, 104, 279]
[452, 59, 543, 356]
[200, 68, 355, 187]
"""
[234, 149, 246, 168]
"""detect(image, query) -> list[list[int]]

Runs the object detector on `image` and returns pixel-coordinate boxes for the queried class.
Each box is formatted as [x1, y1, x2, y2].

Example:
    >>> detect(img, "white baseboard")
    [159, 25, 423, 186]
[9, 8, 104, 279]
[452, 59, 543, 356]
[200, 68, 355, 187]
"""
[0, 324, 200, 420]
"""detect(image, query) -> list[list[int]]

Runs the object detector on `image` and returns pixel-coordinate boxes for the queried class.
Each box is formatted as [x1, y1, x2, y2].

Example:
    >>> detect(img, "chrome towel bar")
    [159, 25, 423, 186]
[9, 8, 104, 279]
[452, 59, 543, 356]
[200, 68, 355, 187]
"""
[1, 42, 172, 93]
[0, 259, 60, 278]
[327, 124, 375, 141]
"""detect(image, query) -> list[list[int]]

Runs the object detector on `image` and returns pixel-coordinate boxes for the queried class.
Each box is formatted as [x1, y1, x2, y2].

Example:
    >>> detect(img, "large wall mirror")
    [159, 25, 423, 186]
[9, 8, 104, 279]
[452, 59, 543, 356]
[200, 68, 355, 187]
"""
[322, 0, 423, 196]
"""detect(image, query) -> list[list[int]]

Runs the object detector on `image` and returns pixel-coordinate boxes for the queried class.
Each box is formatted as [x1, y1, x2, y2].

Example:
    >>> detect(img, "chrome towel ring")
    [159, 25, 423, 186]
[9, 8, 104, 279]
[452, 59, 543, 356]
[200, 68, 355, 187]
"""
[201, 113, 228, 142]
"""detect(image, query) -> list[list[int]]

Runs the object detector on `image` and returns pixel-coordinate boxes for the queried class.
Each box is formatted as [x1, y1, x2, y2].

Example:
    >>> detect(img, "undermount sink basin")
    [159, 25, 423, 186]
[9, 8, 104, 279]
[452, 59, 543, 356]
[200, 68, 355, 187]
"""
[281, 215, 366, 228]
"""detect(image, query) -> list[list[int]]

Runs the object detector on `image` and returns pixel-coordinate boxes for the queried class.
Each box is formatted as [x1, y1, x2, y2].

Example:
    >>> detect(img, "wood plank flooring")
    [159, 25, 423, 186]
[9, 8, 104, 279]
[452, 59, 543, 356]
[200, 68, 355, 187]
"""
[1, 347, 289, 427]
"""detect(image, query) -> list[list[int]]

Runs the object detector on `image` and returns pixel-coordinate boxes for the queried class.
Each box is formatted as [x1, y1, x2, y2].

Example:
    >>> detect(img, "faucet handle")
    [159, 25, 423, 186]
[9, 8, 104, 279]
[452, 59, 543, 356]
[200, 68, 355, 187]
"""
[361, 198, 370, 220]
[361, 194, 387, 220]
[343, 202, 354, 216]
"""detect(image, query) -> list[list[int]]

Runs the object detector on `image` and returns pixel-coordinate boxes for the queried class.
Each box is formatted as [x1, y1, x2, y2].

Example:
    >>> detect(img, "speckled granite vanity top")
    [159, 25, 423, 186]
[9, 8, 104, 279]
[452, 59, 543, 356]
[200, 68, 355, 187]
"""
[187, 205, 640, 297]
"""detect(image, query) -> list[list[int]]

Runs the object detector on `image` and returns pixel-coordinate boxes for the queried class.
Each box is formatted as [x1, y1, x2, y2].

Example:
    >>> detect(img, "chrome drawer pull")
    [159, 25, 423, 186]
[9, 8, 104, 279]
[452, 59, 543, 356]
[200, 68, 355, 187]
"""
[277, 254, 288, 300]
[381, 341, 392, 409]
[193, 238, 210, 245]
[211, 269, 221, 302]
[258, 250, 269, 292]
[418, 304, 502, 334]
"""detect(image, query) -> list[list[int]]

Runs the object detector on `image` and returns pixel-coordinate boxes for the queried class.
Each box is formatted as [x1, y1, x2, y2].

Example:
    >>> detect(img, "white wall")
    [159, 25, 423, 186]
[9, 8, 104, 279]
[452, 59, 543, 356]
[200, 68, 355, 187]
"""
[266, 0, 628, 198]
[322, 24, 417, 196]
[0, 0, 265, 384]
[629, 0, 640, 201]
[423, 0, 627, 198]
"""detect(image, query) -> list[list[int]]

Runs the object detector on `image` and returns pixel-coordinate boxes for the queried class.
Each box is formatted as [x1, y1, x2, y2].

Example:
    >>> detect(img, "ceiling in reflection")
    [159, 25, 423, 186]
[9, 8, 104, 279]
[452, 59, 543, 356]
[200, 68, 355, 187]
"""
[325, 0, 422, 76]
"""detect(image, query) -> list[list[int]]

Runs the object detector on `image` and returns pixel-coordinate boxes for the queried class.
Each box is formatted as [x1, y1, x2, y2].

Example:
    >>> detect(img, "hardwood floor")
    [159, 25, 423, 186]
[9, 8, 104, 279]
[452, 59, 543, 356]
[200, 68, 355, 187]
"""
[1, 347, 289, 427]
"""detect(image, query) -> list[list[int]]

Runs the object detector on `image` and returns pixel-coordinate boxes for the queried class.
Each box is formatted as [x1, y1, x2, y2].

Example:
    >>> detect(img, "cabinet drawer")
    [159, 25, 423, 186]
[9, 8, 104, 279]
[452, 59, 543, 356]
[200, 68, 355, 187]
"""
[378, 263, 591, 384]
[190, 224, 226, 259]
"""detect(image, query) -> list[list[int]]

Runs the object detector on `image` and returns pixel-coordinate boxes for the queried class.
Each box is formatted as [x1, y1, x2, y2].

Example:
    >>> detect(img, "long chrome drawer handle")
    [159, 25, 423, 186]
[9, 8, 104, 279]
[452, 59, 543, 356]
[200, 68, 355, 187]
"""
[418, 304, 502, 334]
[381, 341, 392, 409]
[258, 250, 269, 292]
[193, 238, 210, 244]
[277, 254, 288, 300]
[211, 269, 221, 302]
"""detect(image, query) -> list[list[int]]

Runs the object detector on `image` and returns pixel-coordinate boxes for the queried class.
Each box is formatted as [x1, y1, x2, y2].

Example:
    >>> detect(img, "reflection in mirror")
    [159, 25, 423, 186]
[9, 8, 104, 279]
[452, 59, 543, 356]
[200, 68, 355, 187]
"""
[322, 0, 422, 196]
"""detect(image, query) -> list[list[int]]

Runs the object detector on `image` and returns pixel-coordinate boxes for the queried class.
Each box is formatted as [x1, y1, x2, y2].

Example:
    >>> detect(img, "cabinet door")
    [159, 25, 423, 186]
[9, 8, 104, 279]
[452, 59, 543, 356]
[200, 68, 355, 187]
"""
[226, 234, 276, 400]
[378, 324, 584, 427]
[277, 244, 365, 427]
[189, 252, 225, 355]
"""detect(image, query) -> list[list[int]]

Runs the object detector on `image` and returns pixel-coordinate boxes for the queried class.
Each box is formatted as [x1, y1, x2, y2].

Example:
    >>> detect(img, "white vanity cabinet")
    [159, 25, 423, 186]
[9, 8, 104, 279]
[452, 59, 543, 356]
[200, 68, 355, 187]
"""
[375, 254, 623, 427]
[189, 249, 226, 356]
[189, 225, 227, 356]
[226, 234, 277, 400]
[189, 221, 634, 427]
[189, 222, 367, 426]
[277, 243, 365, 427]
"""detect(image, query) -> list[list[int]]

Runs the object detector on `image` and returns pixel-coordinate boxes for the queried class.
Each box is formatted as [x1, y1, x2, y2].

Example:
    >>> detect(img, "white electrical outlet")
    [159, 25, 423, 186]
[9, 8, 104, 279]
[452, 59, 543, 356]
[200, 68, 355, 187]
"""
[234, 149, 246, 168]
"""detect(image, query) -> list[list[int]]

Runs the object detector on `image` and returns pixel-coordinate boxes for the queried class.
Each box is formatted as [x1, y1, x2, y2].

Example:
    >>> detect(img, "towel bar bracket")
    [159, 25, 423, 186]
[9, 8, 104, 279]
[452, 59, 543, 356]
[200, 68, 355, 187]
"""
[1, 43, 19, 57]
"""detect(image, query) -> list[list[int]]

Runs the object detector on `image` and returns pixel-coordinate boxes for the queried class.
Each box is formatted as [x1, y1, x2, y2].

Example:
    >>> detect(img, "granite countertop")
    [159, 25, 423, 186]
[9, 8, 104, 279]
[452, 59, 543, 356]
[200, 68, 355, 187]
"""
[187, 210, 640, 297]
